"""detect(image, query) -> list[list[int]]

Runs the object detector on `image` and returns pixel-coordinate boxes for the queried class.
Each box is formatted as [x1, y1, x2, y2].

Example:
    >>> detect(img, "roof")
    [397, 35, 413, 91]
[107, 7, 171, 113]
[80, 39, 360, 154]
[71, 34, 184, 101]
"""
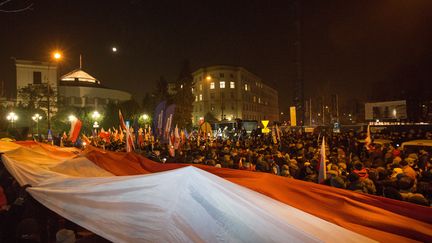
[60, 69, 99, 84]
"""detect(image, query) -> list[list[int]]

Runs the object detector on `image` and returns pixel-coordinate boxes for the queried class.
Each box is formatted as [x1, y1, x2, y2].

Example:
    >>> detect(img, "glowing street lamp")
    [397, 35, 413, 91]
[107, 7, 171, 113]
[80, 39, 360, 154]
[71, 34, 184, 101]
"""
[91, 111, 101, 134]
[91, 111, 101, 120]
[68, 115, 77, 122]
[32, 113, 42, 136]
[47, 50, 63, 131]
[141, 113, 150, 128]
[6, 112, 18, 128]
[52, 51, 62, 60]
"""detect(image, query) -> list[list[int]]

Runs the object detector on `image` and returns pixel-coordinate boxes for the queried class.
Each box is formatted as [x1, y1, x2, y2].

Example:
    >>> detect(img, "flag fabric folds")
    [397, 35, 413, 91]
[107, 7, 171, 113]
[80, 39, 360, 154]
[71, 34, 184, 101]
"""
[69, 119, 82, 143]
[318, 136, 326, 184]
[1, 141, 432, 243]
[119, 110, 135, 152]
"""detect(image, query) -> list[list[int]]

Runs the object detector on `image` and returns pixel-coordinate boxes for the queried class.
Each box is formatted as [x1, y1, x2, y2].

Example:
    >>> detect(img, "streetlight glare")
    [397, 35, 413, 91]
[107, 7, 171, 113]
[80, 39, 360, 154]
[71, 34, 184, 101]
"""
[68, 115, 77, 122]
[7, 112, 18, 121]
[92, 111, 101, 120]
[32, 113, 42, 121]
[206, 75, 211, 81]
[53, 51, 62, 60]
[112, 47, 117, 52]
[142, 114, 149, 120]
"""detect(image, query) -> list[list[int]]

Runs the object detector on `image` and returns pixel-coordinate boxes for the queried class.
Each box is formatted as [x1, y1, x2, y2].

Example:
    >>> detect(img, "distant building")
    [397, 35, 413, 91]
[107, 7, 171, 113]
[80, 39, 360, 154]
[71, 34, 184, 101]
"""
[191, 65, 279, 124]
[14, 59, 132, 110]
[365, 100, 407, 121]
[58, 69, 132, 108]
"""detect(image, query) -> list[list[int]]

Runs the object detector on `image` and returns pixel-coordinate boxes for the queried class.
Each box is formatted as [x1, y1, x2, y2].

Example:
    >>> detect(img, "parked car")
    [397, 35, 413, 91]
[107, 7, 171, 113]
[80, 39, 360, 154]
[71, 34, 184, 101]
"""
[401, 140, 432, 154]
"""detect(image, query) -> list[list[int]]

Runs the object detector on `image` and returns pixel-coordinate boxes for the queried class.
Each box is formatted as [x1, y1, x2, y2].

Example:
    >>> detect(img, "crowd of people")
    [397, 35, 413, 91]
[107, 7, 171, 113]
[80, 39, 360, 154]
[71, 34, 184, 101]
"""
[139, 127, 432, 207]
[1, 126, 431, 242]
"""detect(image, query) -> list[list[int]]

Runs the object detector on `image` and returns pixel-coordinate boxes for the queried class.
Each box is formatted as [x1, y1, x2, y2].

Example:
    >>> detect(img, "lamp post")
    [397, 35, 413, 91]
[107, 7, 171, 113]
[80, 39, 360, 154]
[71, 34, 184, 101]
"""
[47, 51, 62, 131]
[32, 113, 42, 137]
[91, 111, 101, 134]
[141, 113, 150, 129]
[6, 112, 18, 128]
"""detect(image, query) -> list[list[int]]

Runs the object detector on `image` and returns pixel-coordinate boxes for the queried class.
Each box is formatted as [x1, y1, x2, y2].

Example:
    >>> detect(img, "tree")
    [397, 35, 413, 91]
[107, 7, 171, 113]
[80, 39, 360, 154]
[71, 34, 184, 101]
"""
[142, 92, 156, 116]
[154, 76, 169, 103]
[172, 60, 194, 129]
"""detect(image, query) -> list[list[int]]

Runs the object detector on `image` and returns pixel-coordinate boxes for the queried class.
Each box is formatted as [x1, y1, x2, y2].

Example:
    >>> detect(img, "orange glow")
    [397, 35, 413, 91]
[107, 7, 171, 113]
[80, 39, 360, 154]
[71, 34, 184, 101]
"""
[52, 51, 62, 60]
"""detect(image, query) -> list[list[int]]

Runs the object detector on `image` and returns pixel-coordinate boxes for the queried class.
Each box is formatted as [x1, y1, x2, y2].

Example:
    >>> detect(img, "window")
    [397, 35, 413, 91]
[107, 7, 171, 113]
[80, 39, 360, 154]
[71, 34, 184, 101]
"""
[230, 81, 235, 89]
[221, 92, 225, 98]
[210, 93, 215, 99]
[258, 97, 261, 104]
[244, 84, 248, 91]
[210, 82, 215, 89]
[211, 104, 215, 111]
[191, 87, 194, 92]
[220, 81, 225, 89]
[199, 94, 203, 101]
[180, 84, 183, 89]
[220, 73, 225, 78]
[199, 84, 202, 91]
[253, 96, 256, 103]
[230, 92, 235, 99]
[230, 73, 234, 78]
[195, 96, 198, 102]
[33, 71, 42, 84]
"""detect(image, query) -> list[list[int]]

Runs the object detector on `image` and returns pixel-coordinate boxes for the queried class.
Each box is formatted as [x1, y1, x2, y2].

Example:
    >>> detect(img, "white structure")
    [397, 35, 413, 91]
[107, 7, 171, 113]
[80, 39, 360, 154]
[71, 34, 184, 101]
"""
[58, 69, 131, 108]
[14, 59, 132, 110]
[15, 59, 58, 90]
[191, 65, 279, 124]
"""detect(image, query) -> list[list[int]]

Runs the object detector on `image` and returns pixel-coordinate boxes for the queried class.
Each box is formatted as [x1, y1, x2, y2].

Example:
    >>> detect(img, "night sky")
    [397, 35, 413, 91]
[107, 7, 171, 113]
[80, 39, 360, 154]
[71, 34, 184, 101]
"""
[1, 0, 431, 112]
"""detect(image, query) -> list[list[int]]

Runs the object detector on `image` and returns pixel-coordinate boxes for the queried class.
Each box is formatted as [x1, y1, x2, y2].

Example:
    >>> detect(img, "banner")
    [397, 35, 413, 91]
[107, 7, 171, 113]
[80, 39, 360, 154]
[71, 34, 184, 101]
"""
[153, 101, 167, 138]
[164, 104, 176, 140]
[290, 106, 297, 127]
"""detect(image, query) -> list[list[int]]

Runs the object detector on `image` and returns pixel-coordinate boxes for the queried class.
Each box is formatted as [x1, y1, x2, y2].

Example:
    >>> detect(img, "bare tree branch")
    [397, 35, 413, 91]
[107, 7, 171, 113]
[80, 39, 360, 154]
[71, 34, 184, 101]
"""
[0, 0, 33, 13]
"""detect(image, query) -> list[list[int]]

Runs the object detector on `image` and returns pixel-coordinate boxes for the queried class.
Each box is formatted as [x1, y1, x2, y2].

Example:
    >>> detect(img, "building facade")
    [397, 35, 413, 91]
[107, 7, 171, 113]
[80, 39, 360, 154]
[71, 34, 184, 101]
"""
[58, 69, 132, 109]
[15, 59, 132, 110]
[191, 65, 279, 124]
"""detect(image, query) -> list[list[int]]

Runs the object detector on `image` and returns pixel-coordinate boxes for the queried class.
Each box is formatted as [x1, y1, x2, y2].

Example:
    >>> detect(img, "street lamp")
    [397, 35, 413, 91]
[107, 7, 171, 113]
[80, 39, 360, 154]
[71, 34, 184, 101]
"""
[68, 115, 77, 122]
[91, 111, 101, 134]
[141, 113, 149, 128]
[32, 113, 42, 136]
[52, 51, 62, 60]
[47, 50, 62, 131]
[6, 112, 18, 128]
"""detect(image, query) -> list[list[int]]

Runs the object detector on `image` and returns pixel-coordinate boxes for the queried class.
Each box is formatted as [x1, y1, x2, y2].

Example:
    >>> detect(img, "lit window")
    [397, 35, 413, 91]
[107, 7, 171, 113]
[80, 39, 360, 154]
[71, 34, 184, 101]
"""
[230, 81, 235, 89]
[258, 97, 261, 104]
[220, 81, 225, 88]
[244, 84, 248, 91]
[180, 84, 183, 89]
[199, 84, 202, 91]
[210, 82, 215, 89]
[199, 94, 203, 101]
[211, 105, 215, 111]
[195, 96, 198, 102]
